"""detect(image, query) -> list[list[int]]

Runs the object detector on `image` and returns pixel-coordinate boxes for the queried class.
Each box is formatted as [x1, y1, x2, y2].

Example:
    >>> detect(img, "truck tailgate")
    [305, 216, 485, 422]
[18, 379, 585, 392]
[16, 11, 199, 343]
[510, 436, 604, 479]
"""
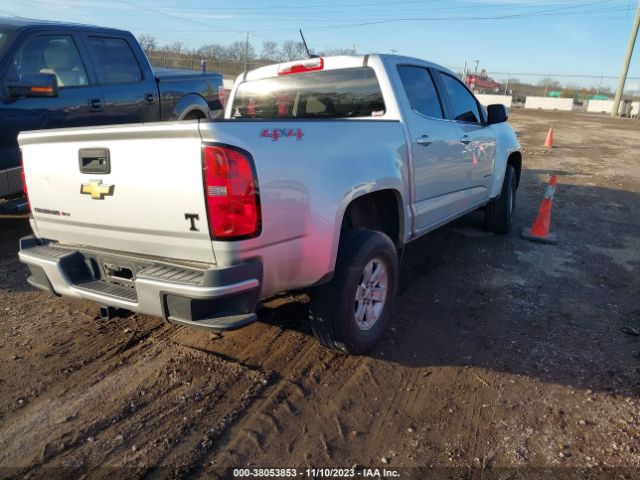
[19, 122, 216, 264]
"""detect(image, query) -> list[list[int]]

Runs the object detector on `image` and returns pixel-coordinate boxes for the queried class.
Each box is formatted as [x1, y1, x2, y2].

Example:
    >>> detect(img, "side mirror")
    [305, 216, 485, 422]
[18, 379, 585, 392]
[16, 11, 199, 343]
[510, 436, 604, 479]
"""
[6, 74, 59, 99]
[487, 104, 508, 124]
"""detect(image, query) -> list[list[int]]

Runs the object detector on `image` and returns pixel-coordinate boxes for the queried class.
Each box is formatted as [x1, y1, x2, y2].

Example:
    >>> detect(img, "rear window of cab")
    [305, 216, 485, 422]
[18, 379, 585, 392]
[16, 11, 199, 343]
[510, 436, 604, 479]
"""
[231, 67, 386, 119]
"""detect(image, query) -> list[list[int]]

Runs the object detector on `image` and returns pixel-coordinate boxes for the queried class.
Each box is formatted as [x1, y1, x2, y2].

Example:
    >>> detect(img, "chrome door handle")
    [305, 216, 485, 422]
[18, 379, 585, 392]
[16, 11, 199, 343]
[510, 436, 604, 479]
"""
[460, 135, 472, 145]
[416, 135, 432, 146]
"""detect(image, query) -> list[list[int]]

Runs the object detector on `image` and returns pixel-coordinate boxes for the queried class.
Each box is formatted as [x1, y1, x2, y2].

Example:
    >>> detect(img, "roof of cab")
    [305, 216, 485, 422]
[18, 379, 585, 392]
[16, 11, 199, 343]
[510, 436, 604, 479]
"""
[241, 53, 456, 83]
[0, 16, 129, 35]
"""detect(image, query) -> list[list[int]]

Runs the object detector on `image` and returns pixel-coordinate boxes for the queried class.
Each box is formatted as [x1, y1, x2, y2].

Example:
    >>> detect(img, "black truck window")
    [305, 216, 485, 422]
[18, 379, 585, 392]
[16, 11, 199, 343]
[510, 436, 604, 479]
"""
[88, 37, 142, 84]
[12, 35, 88, 87]
[397, 66, 443, 119]
[440, 72, 482, 124]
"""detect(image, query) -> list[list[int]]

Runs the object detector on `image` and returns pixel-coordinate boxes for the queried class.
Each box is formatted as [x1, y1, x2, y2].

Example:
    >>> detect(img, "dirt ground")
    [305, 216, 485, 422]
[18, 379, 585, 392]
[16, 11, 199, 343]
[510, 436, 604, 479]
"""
[0, 109, 639, 479]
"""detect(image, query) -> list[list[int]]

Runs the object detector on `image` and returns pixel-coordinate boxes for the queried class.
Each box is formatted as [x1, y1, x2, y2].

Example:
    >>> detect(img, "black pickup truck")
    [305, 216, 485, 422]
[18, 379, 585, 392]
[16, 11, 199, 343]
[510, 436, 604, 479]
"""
[0, 18, 224, 200]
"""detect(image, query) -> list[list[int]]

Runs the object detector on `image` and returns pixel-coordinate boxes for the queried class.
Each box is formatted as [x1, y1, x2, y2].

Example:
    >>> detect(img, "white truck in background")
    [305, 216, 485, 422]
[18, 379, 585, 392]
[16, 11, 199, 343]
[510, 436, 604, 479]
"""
[18, 54, 522, 354]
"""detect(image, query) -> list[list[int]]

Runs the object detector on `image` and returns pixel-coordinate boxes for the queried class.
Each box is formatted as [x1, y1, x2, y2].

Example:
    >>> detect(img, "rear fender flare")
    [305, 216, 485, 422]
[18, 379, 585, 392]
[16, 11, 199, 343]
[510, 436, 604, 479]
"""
[171, 94, 211, 120]
[329, 180, 407, 273]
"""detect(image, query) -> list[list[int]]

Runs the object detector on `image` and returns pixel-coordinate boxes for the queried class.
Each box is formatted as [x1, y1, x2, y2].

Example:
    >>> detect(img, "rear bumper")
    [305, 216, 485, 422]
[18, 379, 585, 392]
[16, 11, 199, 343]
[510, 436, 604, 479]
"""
[18, 236, 262, 331]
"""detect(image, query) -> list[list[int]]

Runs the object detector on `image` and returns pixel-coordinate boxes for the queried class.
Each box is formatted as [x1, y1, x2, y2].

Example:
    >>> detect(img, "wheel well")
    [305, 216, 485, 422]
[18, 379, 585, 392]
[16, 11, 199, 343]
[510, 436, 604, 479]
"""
[342, 190, 402, 247]
[182, 109, 207, 120]
[507, 152, 522, 188]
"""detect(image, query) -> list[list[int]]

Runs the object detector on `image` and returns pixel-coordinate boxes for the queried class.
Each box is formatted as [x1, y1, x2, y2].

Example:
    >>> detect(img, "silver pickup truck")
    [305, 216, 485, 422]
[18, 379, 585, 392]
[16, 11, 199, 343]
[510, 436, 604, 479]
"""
[18, 54, 522, 354]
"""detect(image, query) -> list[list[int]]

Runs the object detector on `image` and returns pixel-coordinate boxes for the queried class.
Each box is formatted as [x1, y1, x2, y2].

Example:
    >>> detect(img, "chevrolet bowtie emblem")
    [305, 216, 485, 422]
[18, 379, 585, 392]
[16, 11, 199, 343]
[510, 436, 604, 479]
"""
[80, 180, 114, 200]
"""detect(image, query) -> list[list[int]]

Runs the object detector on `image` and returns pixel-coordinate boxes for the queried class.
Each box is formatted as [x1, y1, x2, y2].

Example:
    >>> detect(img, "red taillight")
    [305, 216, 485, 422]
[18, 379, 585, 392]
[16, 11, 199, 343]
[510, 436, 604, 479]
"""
[218, 85, 226, 108]
[20, 156, 30, 209]
[203, 145, 260, 240]
[278, 57, 324, 76]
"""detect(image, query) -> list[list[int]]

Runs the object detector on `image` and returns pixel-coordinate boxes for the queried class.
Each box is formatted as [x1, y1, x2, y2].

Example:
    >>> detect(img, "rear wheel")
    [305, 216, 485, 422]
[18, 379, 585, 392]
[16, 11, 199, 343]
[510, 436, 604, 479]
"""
[485, 164, 516, 234]
[309, 229, 399, 355]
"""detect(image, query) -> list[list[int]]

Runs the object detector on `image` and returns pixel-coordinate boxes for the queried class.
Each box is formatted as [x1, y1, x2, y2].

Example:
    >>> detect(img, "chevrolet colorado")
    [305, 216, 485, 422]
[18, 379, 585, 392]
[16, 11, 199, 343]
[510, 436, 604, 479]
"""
[18, 54, 522, 354]
[0, 18, 223, 199]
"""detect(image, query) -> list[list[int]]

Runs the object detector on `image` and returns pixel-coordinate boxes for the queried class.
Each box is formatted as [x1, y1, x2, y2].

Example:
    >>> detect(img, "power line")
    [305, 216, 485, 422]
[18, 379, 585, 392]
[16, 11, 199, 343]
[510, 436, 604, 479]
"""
[140, 0, 625, 26]
[4, 0, 629, 37]
[126, 4, 631, 35]
[157, 0, 595, 13]
[489, 71, 640, 80]
[159, 0, 447, 11]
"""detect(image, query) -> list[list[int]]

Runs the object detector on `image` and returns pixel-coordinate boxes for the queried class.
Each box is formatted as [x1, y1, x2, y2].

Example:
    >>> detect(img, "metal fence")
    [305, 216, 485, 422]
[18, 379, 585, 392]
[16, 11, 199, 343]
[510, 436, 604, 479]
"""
[147, 55, 273, 78]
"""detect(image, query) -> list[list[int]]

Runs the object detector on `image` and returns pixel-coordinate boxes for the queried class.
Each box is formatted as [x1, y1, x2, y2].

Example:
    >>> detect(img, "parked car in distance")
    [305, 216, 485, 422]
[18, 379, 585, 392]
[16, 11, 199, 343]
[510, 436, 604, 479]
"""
[18, 54, 521, 354]
[0, 18, 224, 199]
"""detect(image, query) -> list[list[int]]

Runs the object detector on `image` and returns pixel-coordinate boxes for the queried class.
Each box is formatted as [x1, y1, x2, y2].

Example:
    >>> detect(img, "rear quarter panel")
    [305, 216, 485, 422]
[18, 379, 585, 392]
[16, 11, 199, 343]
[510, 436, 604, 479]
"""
[155, 69, 224, 119]
[200, 120, 409, 297]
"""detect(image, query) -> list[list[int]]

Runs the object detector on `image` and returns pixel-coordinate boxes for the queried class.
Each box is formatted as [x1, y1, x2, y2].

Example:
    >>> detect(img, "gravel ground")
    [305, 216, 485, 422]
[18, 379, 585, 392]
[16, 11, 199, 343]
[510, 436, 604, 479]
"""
[0, 109, 639, 479]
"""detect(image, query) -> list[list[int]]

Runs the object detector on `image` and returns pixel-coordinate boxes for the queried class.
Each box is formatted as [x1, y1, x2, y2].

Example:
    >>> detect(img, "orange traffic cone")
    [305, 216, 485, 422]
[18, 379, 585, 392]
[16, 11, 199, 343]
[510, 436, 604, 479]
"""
[521, 175, 558, 244]
[543, 128, 554, 148]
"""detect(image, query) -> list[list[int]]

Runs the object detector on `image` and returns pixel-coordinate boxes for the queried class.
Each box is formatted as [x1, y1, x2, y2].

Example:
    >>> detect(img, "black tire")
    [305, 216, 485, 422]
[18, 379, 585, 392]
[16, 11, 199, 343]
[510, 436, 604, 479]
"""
[485, 164, 517, 234]
[309, 229, 399, 355]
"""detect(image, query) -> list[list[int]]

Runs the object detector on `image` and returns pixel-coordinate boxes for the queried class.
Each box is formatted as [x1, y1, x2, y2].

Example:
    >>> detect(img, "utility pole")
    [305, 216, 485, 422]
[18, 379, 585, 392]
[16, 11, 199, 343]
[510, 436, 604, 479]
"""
[612, 1, 640, 117]
[244, 31, 250, 72]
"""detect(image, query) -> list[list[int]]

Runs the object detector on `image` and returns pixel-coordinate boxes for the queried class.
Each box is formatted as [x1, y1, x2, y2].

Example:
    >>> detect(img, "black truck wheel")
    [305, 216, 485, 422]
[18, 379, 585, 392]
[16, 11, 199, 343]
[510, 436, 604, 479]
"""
[309, 229, 399, 355]
[485, 164, 517, 234]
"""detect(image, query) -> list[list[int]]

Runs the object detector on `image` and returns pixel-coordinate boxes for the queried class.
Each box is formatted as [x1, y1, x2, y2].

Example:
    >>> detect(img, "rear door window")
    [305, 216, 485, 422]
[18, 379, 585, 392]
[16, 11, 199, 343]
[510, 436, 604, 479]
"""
[88, 37, 142, 84]
[397, 65, 443, 119]
[232, 67, 385, 119]
[440, 72, 482, 124]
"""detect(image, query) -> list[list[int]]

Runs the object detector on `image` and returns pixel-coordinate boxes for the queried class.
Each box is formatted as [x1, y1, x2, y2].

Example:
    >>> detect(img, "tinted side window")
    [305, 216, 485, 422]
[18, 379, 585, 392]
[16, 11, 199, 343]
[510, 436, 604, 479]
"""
[12, 35, 88, 87]
[440, 73, 481, 123]
[232, 67, 385, 119]
[398, 66, 443, 119]
[88, 37, 142, 84]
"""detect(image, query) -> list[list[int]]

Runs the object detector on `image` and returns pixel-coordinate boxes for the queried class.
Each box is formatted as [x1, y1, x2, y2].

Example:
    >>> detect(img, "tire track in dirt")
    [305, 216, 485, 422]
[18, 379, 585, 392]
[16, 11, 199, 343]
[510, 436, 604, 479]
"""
[0, 337, 269, 478]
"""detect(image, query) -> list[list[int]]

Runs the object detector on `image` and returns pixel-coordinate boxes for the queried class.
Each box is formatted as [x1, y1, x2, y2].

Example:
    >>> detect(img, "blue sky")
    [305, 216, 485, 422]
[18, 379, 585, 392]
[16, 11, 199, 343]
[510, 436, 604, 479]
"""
[1, 0, 639, 91]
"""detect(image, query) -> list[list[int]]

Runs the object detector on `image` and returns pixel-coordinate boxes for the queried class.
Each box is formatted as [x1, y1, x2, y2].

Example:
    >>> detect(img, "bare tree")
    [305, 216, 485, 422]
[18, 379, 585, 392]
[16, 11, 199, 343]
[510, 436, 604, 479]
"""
[197, 44, 228, 59]
[138, 34, 157, 53]
[163, 41, 186, 55]
[261, 40, 279, 60]
[280, 40, 306, 61]
[538, 76, 561, 89]
[226, 40, 255, 62]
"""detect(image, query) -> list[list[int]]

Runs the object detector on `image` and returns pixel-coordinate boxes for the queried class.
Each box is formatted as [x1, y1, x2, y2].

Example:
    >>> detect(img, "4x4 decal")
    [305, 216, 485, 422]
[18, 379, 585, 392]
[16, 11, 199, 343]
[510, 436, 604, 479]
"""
[260, 128, 304, 141]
